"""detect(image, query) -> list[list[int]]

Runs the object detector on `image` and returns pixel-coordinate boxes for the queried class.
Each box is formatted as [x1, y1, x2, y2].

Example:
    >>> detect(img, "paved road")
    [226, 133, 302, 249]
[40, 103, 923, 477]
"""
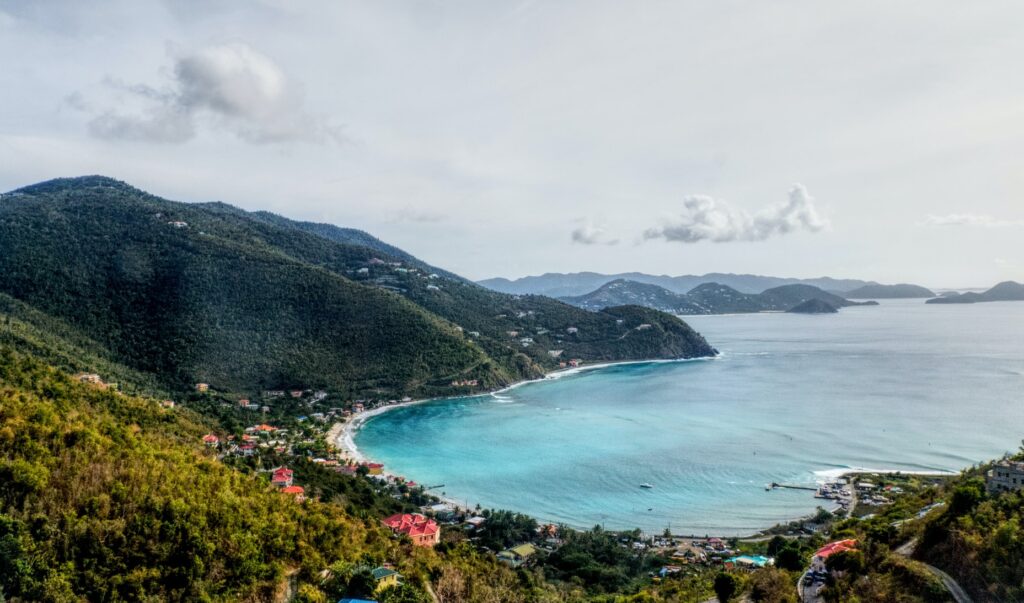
[895, 538, 974, 603]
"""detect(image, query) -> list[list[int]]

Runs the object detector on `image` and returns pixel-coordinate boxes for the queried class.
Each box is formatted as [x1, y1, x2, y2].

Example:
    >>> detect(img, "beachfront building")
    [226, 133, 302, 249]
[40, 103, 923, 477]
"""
[987, 460, 1024, 493]
[382, 513, 440, 547]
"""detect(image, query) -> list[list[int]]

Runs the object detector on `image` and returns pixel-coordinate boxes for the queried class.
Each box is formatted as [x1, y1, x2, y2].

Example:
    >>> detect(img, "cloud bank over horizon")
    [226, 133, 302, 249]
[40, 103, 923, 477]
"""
[924, 213, 1024, 228]
[643, 185, 829, 244]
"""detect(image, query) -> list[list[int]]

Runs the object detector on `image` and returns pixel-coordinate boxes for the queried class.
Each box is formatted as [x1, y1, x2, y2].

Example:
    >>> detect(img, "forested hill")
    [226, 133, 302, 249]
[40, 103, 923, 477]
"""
[0, 176, 714, 397]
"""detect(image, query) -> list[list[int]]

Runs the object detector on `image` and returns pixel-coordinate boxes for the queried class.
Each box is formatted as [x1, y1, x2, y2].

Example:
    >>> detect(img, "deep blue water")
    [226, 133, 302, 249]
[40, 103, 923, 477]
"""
[356, 300, 1024, 534]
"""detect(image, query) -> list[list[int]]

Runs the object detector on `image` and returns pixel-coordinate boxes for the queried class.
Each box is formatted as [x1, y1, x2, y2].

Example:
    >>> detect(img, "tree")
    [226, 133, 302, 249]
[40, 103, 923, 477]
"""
[345, 570, 377, 599]
[434, 566, 466, 603]
[749, 568, 796, 603]
[949, 478, 985, 516]
[774, 543, 804, 572]
[825, 549, 865, 575]
[378, 583, 431, 603]
[766, 535, 788, 556]
[714, 572, 739, 603]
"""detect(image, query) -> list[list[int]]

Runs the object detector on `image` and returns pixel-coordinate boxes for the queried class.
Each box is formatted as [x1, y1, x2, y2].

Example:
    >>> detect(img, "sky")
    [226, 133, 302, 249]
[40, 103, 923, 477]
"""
[1, 1, 1022, 288]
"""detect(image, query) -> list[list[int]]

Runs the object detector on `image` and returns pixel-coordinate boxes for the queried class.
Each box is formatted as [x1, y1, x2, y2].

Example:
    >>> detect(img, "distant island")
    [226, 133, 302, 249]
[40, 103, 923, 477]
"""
[926, 281, 1024, 305]
[844, 283, 935, 299]
[786, 298, 839, 314]
[481, 271, 930, 298]
[561, 279, 877, 315]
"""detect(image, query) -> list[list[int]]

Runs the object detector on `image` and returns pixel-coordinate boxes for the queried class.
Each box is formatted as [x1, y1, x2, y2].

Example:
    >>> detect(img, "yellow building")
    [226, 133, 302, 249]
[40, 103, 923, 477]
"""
[372, 566, 401, 592]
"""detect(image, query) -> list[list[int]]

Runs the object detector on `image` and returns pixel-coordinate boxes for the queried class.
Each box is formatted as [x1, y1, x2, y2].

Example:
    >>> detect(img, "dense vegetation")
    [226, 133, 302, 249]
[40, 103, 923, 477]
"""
[917, 470, 1024, 601]
[0, 176, 714, 398]
[0, 347, 388, 601]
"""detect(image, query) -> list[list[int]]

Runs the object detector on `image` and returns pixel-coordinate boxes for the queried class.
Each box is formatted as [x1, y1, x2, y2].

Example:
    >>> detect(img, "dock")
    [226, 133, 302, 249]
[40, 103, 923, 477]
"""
[768, 482, 817, 491]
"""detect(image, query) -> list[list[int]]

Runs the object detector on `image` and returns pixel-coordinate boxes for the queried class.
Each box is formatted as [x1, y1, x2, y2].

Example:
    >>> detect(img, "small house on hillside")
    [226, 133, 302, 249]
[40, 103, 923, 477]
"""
[498, 543, 537, 567]
[371, 567, 401, 592]
[382, 513, 440, 547]
[271, 467, 294, 487]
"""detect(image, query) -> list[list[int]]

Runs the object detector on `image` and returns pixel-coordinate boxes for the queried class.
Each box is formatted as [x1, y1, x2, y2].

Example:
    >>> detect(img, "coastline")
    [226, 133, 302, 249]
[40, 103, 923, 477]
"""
[332, 355, 718, 463]
[328, 356, 958, 538]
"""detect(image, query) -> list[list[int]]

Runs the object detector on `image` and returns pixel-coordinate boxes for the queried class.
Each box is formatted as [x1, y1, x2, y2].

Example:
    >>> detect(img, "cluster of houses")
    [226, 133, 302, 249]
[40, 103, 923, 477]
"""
[270, 466, 306, 502]
[450, 379, 479, 387]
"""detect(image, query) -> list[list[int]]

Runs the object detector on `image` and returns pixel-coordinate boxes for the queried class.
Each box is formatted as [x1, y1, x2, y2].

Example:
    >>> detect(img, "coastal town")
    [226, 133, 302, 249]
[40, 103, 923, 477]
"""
[64, 367, 985, 601]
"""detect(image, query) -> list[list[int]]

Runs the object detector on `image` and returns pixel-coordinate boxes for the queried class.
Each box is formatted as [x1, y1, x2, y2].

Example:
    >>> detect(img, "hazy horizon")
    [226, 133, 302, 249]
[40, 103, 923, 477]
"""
[2, 1, 1022, 286]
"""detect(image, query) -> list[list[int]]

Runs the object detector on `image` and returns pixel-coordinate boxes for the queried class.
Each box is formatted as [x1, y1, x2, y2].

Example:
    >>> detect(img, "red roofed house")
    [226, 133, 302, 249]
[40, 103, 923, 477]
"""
[202, 434, 219, 446]
[382, 513, 440, 547]
[364, 462, 384, 475]
[812, 539, 857, 571]
[281, 485, 306, 502]
[271, 467, 294, 488]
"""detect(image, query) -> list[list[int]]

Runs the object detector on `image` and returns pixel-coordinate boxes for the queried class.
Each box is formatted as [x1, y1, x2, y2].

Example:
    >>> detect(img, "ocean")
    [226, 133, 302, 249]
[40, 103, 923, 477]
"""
[355, 299, 1024, 535]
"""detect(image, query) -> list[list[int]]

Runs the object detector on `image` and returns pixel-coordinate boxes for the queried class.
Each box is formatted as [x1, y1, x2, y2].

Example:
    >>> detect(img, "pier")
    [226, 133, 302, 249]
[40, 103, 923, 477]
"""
[769, 482, 817, 491]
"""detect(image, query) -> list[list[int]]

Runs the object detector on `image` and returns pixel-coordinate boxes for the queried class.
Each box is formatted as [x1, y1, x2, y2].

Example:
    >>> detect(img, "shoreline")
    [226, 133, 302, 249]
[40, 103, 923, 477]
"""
[333, 355, 717, 463]
[328, 358, 958, 538]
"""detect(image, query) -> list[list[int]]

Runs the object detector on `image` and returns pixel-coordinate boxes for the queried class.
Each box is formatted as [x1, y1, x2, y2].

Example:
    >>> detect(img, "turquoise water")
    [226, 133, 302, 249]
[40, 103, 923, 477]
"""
[356, 300, 1024, 535]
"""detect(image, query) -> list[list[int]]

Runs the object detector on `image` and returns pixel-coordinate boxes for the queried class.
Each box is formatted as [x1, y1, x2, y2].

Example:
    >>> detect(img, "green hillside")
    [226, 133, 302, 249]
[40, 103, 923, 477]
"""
[0, 176, 714, 397]
[0, 347, 379, 601]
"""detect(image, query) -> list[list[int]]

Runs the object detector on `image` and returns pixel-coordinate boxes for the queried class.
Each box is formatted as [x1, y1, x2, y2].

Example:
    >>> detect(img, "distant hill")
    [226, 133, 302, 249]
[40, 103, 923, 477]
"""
[786, 298, 838, 314]
[845, 283, 935, 298]
[926, 281, 1024, 305]
[560, 279, 708, 314]
[481, 271, 882, 297]
[685, 283, 764, 314]
[0, 176, 714, 397]
[561, 280, 876, 315]
[757, 284, 867, 311]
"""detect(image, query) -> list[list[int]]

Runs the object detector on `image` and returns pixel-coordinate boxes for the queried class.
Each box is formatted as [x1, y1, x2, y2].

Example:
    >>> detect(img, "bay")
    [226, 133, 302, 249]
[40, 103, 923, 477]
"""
[356, 299, 1024, 535]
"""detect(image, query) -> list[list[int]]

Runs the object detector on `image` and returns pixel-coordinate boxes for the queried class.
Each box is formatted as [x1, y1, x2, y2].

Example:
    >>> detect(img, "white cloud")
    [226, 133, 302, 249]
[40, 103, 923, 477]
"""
[81, 43, 340, 144]
[644, 185, 829, 244]
[570, 222, 619, 246]
[924, 213, 1024, 227]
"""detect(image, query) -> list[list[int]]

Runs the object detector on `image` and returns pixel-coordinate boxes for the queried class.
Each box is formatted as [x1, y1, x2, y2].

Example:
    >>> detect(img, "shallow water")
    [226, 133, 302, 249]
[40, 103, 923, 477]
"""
[357, 299, 1024, 534]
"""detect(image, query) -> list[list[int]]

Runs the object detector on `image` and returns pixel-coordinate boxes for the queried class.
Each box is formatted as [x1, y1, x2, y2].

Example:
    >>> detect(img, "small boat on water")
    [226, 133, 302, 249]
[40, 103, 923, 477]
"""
[640, 483, 654, 489]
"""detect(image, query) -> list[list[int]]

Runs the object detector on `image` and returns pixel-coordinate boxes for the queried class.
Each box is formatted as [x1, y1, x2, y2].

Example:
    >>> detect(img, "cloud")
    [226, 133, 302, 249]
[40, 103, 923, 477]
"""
[643, 184, 828, 244]
[79, 43, 340, 144]
[387, 208, 447, 223]
[923, 213, 1024, 227]
[571, 223, 619, 246]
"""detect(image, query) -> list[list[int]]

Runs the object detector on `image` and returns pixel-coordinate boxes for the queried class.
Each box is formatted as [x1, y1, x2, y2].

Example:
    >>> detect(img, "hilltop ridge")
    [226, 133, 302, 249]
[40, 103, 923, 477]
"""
[0, 176, 715, 397]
